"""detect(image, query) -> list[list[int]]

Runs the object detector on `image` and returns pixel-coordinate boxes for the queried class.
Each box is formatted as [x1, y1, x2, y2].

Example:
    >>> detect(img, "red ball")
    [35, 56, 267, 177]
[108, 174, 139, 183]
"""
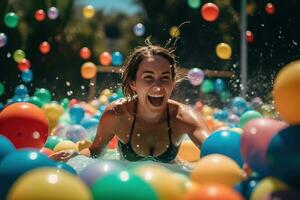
[265, 3, 275, 15]
[35, 9, 46, 21]
[201, 3, 219, 22]
[80, 47, 91, 60]
[246, 30, 254, 43]
[0, 102, 49, 149]
[18, 58, 31, 72]
[40, 147, 53, 156]
[69, 98, 79, 108]
[39, 41, 51, 54]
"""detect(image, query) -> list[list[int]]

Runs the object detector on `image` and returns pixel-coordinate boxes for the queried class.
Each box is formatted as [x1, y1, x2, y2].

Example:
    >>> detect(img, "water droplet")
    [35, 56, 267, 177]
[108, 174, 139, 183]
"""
[66, 81, 71, 86]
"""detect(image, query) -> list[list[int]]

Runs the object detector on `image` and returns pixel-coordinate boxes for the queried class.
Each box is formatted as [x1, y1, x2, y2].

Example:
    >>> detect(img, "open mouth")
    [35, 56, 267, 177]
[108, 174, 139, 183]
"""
[147, 94, 164, 107]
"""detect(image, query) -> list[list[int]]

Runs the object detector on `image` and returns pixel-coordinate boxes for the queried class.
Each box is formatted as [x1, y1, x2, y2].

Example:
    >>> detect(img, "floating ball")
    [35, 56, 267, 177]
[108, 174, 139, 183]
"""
[83, 5, 95, 18]
[21, 69, 33, 83]
[18, 58, 31, 71]
[133, 23, 145, 36]
[272, 60, 300, 124]
[265, 3, 276, 15]
[47, 6, 59, 20]
[81, 62, 97, 79]
[34, 9, 46, 21]
[39, 41, 51, 54]
[112, 51, 123, 66]
[246, 30, 254, 43]
[0, 32, 8, 48]
[201, 3, 219, 22]
[99, 51, 112, 66]
[216, 42, 232, 60]
[80, 47, 91, 59]
[13, 49, 25, 63]
[187, 0, 201, 9]
[0, 102, 49, 149]
[188, 68, 205, 86]
[169, 26, 180, 37]
[200, 79, 214, 93]
[4, 12, 19, 28]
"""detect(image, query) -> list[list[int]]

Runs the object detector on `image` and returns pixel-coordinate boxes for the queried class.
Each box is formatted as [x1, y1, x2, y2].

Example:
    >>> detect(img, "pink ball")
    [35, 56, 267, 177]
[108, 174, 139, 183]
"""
[187, 68, 204, 86]
[241, 118, 287, 176]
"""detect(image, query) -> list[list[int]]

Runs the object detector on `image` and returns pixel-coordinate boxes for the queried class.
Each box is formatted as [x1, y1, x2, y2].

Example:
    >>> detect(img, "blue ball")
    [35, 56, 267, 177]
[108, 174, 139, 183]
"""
[232, 97, 248, 116]
[14, 84, 28, 96]
[0, 135, 15, 161]
[201, 130, 243, 167]
[112, 51, 123, 66]
[69, 104, 85, 124]
[0, 149, 55, 198]
[80, 117, 99, 129]
[55, 162, 77, 175]
[214, 78, 225, 93]
[21, 69, 33, 83]
[109, 93, 119, 102]
[98, 105, 106, 113]
[0, 102, 4, 111]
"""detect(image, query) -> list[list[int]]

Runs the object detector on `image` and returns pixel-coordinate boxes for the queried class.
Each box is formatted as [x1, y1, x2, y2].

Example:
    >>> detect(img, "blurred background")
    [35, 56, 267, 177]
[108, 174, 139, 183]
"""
[1, 0, 300, 107]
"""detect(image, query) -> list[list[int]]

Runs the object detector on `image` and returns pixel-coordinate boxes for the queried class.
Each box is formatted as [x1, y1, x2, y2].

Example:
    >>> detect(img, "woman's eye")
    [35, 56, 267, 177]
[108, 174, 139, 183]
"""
[161, 77, 170, 81]
[144, 76, 153, 81]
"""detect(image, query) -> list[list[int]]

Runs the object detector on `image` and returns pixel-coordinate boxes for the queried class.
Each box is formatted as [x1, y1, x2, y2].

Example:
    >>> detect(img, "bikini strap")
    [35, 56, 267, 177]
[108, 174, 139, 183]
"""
[129, 99, 138, 142]
[166, 103, 172, 142]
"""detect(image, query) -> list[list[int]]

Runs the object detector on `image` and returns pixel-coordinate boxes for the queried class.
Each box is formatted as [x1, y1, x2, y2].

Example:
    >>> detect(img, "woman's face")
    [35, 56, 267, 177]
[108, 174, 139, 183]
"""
[130, 55, 174, 112]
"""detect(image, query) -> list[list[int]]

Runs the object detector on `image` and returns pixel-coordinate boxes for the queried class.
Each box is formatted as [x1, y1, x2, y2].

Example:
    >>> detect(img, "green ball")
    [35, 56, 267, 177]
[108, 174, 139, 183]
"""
[239, 110, 262, 128]
[13, 49, 26, 63]
[60, 98, 70, 110]
[200, 79, 214, 94]
[4, 12, 19, 28]
[220, 90, 231, 102]
[28, 96, 43, 107]
[44, 136, 63, 150]
[0, 82, 4, 96]
[34, 88, 52, 105]
[187, 0, 201, 9]
[91, 171, 158, 200]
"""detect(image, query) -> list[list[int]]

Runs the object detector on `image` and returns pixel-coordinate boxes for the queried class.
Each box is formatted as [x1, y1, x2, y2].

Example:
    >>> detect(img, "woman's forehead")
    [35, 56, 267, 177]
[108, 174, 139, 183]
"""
[138, 55, 172, 73]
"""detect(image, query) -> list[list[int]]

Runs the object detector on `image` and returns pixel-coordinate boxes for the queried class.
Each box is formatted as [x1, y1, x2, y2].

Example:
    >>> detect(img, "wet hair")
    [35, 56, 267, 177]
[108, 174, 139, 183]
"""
[121, 22, 190, 98]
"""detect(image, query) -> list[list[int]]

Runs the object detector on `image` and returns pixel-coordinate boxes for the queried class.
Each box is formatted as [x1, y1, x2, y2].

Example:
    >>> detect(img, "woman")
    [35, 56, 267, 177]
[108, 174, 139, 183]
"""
[51, 43, 210, 163]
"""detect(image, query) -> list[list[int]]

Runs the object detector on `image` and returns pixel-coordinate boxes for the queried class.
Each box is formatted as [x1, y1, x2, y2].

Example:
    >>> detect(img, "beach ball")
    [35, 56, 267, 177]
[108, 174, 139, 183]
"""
[241, 118, 286, 176]
[201, 130, 243, 167]
[250, 177, 288, 200]
[0, 135, 15, 161]
[265, 3, 275, 15]
[91, 171, 158, 200]
[34, 9, 46, 21]
[7, 168, 92, 200]
[39, 41, 50, 54]
[0, 150, 55, 198]
[183, 183, 244, 200]
[80, 47, 91, 59]
[133, 23, 145, 36]
[188, 68, 204, 86]
[272, 60, 300, 124]
[81, 62, 97, 79]
[216, 42, 232, 60]
[266, 125, 300, 187]
[83, 5, 95, 18]
[190, 154, 245, 186]
[99, 51, 112, 66]
[13, 49, 25, 63]
[0, 32, 7, 48]
[246, 30, 254, 43]
[47, 6, 59, 20]
[201, 3, 219, 22]
[112, 51, 123, 66]
[4, 12, 19, 28]
[17, 58, 31, 71]
[0, 102, 49, 149]
[187, 0, 201, 9]
[21, 69, 33, 83]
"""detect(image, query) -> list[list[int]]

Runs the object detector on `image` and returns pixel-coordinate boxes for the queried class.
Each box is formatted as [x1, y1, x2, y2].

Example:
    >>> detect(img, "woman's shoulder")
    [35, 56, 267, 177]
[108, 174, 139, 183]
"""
[104, 97, 135, 116]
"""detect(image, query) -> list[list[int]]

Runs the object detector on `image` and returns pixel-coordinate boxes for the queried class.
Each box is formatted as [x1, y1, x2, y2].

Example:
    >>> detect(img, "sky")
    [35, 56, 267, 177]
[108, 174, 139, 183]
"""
[75, 0, 142, 15]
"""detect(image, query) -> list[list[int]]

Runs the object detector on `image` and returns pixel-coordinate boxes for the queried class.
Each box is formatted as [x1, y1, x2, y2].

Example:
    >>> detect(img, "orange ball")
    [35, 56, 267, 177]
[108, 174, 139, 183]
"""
[81, 62, 97, 79]
[201, 3, 219, 22]
[99, 52, 112, 66]
[0, 102, 49, 149]
[183, 183, 244, 200]
[80, 47, 91, 60]
[39, 147, 53, 156]
[177, 139, 200, 162]
[272, 60, 300, 124]
[39, 41, 50, 54]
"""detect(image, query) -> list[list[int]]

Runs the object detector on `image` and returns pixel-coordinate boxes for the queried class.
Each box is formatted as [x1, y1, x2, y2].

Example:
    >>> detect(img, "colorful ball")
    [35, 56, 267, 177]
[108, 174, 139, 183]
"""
[0, 135, 15, 161]
[44, 136, 64, 150]
[177, 139, 200, 162]
[246, 30, 254, 43]
[65, 125, 87, 143]
[200, 79, 214, 93]
[133, 23, 145, 36]
[99, 51, 112, 66]
[34, 9, 46, 21]
[265, 3, 276, 15]
[53, 140, 78, 152]
[81, 62, 97, 79]
[0, 102, 49, 149]
[18, 58, 31, 71]
[0, 32, 8, 48]
[39, 41, 51, 54]
[4, 12, 19, 28]
[201, 3, 219, 22]
[272, 60, 300, 124]
[69, 104, 85, 124]
[216, 42, 232, 60]
[55, 162, 77, 175]
[187, 0, 201, 9]
[34, 88, 52, 104]
[47, 6, 59, 20]
[21, 69, 33, 83]
[83, 5, 95, 18]
[187, 68, 205, 86]
[13, 49, 25, 63]
[80, 47, 91, 59]
[112, 51, 123, 66]
[239, 110, 262, 128]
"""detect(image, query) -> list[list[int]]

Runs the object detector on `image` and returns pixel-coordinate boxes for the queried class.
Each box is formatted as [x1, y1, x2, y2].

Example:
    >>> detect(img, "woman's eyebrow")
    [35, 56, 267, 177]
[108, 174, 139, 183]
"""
[142, 71, 154, 74]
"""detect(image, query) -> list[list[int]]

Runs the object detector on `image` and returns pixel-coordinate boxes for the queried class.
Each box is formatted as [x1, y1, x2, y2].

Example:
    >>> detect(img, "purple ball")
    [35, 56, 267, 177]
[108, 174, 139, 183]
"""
[79, 160, 123, 186]
[0, 33, 8, 48]
[187, 68, 204, 86]
[65, 125, 87, 142]
[47, 7, 59, 20]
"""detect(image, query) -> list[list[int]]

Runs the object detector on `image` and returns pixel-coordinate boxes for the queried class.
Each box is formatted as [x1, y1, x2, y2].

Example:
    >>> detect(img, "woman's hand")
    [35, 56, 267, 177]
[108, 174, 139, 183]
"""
[49, 150, 79, 162]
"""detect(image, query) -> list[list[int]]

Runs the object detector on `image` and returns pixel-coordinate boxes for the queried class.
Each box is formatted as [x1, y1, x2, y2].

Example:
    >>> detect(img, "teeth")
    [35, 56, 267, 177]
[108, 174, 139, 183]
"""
[149, 94, 164, 98]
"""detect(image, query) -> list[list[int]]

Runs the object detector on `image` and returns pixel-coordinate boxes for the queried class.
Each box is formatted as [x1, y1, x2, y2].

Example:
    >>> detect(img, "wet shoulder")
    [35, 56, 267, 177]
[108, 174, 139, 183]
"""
[104, 97, 135, 116]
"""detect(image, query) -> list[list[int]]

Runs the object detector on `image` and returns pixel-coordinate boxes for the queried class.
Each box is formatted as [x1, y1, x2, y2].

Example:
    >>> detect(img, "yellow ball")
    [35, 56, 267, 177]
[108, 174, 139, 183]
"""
[230, 127, 243, 134]
[7, 168, 92, 200]
[83, 5, 95, 18]
[202, 105, 213, 116]
[216, 42, 232, 60]
[190, 154, 246, 186]
[76, 139, 92, 151]
[53, 140, 78, 152]
[169, 26, 180, 37]
[98, 95, 109, 105]
[272, 60, 300, 124]
[250, 177, 289, 200]
[81, 62, 97, 79]
[42, 102, 64, 130]
[101, 88, 112, 97]
[177, 139, 200, 162]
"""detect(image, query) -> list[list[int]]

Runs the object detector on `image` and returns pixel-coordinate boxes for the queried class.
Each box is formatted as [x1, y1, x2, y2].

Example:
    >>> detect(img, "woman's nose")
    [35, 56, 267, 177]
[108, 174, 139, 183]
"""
[152, 85, 162, 92]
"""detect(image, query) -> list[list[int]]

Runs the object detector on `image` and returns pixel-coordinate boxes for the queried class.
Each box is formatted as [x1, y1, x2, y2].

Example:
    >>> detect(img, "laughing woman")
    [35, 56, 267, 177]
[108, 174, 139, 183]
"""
[50, 42, 211, 163]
